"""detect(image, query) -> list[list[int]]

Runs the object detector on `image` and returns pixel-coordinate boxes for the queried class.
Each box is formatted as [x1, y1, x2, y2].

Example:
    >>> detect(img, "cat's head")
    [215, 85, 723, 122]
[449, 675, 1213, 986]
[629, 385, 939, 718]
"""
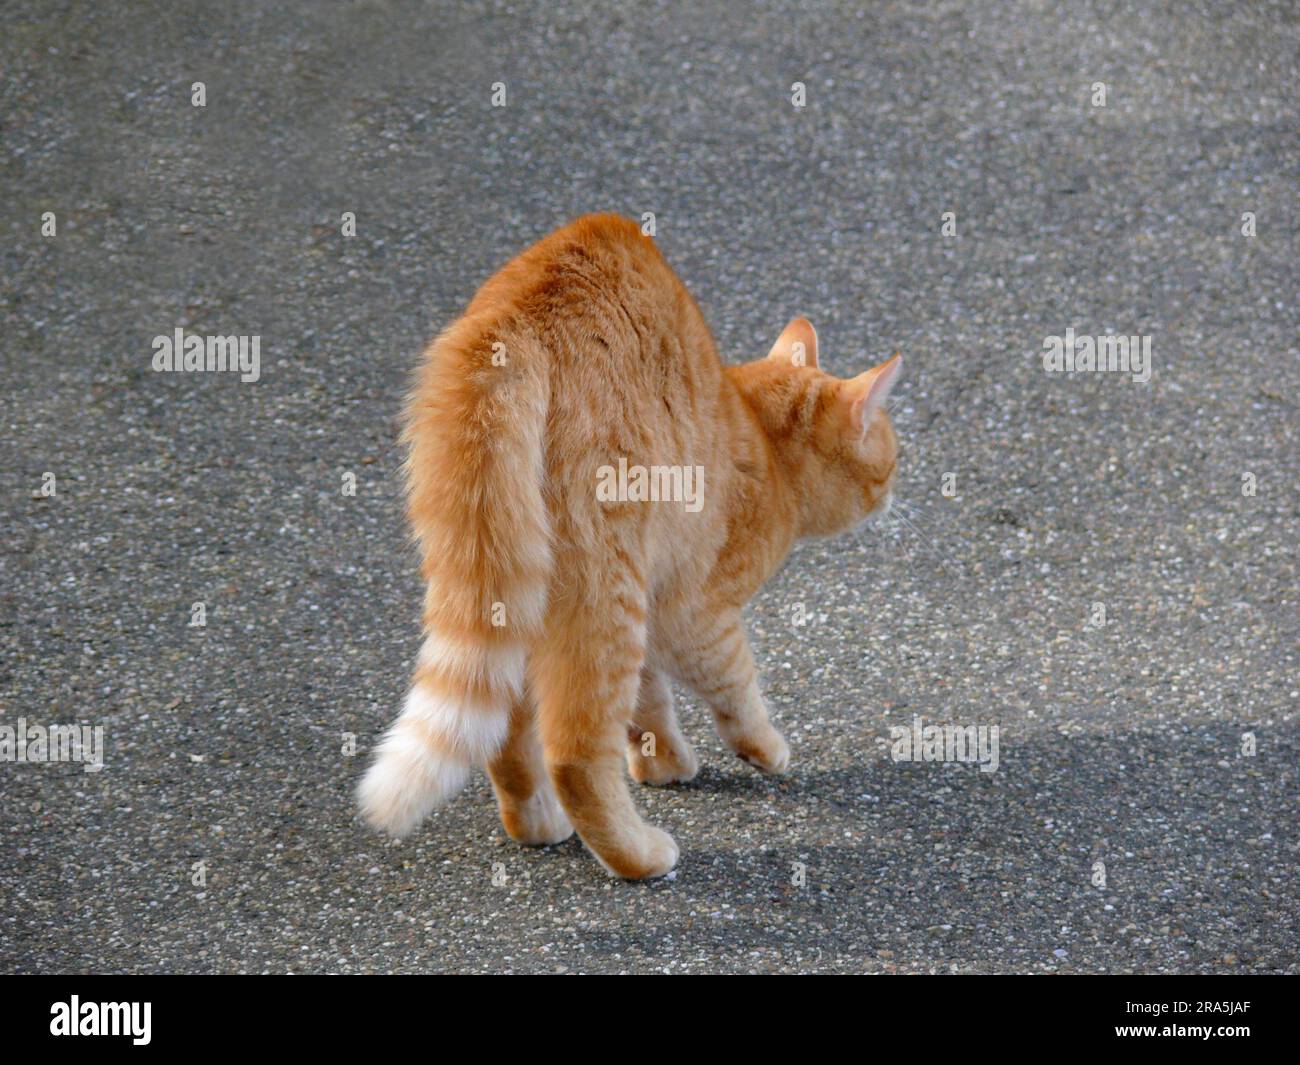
[729, 318, 901, 537]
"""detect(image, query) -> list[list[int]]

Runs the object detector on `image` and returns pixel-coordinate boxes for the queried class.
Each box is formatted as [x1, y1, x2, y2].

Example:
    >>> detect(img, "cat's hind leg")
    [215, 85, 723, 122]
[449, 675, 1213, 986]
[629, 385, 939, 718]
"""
[532, 589, 678, 880]
[487, 689, 573, 846]
[626, 667, 698, 785]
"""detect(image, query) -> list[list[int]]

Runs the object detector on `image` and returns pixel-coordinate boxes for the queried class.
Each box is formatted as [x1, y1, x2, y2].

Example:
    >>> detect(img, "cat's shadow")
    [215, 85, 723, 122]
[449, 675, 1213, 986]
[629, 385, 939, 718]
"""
[659, 762, 785, 796]
[575, 722, 1295, 970]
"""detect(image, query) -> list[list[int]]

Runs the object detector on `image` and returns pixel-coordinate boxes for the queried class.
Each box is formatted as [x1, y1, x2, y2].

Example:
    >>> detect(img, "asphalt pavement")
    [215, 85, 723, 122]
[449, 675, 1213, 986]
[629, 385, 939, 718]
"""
[1, 1, 1296, 973]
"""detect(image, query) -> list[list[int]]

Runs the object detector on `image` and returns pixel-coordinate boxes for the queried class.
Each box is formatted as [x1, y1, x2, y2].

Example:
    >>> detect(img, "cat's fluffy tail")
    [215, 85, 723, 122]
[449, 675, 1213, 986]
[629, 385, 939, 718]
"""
[358, 322, 552, 838]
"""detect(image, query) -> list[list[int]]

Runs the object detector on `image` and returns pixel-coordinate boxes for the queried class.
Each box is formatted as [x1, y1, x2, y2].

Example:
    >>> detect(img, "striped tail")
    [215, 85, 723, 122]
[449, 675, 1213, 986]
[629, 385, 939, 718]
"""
[358, 322, 552, 838]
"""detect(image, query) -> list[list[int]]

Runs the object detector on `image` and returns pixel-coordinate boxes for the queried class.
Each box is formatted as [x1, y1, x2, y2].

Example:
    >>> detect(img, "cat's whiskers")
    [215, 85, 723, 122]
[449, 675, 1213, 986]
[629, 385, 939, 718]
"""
[854, 494, 956, 581]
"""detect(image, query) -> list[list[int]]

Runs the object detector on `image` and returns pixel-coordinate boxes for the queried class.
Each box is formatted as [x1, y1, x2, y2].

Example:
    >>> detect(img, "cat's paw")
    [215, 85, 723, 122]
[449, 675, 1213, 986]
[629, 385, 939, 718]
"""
[626, 738, 699, 786]
[731, 724, 790, 776]
[595, 824, 679, 881]
[499, 788, 574, 846]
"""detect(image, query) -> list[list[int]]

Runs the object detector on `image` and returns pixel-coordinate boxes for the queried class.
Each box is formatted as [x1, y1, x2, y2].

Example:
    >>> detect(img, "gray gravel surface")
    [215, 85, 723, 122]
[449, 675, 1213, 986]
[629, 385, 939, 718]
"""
[1, 1, 1296, 973]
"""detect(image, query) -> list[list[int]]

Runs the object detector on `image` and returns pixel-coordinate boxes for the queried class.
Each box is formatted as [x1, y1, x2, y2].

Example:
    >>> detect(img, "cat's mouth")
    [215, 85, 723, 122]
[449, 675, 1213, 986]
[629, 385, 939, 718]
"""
[854, 489, 894, 533]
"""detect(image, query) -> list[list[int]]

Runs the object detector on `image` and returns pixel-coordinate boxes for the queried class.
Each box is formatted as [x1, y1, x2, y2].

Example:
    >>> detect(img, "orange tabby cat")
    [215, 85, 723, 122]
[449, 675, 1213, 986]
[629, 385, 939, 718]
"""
[358, 214, 900, 879]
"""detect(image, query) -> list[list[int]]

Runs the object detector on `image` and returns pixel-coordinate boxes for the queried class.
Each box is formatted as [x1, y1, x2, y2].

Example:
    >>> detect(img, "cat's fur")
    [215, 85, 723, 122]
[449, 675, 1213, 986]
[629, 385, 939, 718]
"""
[358, 214, 900, 879]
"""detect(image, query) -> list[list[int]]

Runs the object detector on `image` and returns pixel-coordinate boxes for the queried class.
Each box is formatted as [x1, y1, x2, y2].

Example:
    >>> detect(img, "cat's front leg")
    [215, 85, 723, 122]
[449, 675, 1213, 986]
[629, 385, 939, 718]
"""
[667, 612, 790, 775]
[626, 667, 699, 785]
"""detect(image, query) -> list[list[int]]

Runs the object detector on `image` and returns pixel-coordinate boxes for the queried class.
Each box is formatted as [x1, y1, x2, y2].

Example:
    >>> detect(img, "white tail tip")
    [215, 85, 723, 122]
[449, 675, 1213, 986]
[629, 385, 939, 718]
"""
[357, 728, 471, 838]
[357, 684, 511, 837]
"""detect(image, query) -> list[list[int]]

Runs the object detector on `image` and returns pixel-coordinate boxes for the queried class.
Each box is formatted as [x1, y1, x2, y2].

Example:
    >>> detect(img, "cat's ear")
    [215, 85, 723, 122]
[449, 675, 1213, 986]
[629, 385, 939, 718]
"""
[843, 354, 902, 434]
[766, 317, 819, 368]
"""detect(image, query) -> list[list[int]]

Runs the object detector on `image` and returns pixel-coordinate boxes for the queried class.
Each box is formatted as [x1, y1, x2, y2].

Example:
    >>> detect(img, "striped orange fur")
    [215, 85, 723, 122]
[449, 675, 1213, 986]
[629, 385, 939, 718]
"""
[358, 214, 900, 879]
